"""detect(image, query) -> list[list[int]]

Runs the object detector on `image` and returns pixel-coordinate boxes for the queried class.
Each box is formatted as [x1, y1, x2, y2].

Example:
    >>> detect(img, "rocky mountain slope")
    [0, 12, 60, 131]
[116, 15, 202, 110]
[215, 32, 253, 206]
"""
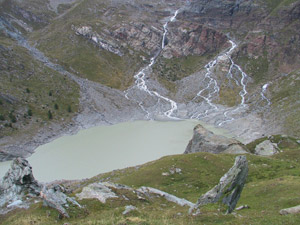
[0, 0, 299, 160]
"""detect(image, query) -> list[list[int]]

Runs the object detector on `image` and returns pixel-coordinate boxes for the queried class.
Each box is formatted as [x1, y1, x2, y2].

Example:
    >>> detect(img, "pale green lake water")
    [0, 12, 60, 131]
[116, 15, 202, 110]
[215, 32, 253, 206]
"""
[0, 120, 231, 182]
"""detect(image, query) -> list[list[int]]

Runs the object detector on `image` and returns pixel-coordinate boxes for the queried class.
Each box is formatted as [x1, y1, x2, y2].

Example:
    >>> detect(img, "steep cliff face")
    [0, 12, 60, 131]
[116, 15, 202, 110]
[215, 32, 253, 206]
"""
[181, 0, 300, 137]
[185, 0, 300, 79]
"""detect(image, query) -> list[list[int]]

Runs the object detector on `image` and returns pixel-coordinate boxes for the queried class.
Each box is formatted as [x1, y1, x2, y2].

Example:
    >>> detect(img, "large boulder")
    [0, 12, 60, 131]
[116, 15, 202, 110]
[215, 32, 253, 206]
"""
[254, 140, 279, 156]
[184, 124, 248, 154]
[0, 158, 41, 213]
[0, 158, 81, 217]
[76, 183, 118, 203]
[189, 155, 248, 214]
[40, 185, 82, 218]
[280, 205, 300, 215]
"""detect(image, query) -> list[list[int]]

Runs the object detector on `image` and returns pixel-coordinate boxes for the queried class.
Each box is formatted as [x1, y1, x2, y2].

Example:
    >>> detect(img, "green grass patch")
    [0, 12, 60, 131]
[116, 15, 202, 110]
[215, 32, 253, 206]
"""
[0, 37, 80, 138]
[1, 145, 300, 224]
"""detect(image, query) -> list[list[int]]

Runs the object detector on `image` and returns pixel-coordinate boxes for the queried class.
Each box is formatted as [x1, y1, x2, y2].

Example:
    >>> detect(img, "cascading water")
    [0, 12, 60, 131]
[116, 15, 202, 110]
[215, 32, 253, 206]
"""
[260, 83, 271, 105]
[191, 39, 249, 125]
[124, 10, 180, 120]
[2, 12, 252, 126]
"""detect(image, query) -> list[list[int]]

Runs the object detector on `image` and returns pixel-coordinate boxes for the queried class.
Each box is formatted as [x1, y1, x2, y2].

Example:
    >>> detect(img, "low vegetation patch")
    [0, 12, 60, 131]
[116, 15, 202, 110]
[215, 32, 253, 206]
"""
[1, 140, 299, 224]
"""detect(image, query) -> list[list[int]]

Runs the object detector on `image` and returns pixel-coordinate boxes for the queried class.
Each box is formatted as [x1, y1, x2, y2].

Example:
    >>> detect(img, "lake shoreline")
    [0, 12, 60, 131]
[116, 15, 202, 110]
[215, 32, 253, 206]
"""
[0, 119, 234, 182]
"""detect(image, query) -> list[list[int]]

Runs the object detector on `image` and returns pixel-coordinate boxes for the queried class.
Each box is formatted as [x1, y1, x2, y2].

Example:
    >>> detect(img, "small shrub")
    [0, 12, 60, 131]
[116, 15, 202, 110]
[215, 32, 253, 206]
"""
[26, 88, 30, 93]
[54, 104, 59, 110]
[0, 114, 4, 121]
[27, 109, 32, 117]
[0, 100, 3, 105]
[48, 110, 53, 120]
[67, 105, 72, 113]
[4, 123, 12, 128]
[9, 112, 17, 123]
[49, 91, 52, 96]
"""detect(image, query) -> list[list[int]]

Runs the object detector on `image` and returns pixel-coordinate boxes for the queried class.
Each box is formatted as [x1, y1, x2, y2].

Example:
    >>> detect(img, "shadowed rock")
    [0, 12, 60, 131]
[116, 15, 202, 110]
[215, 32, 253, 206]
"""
[189, 155, 248, 214]
[0, 158, 41, 213]
[185, 124, 248, 154]
[0, 158, 81, 217]
[40, 185, 82, 218]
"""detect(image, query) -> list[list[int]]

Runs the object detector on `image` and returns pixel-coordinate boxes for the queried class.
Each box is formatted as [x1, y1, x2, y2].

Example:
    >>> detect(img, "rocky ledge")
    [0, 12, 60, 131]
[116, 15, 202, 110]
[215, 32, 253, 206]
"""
[73, 25, 123, 56]
[184, 124, 248, 154]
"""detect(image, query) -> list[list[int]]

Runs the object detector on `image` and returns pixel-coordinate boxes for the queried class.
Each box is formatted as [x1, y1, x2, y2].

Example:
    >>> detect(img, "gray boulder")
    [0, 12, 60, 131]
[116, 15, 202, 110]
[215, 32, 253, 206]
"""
[40, 185, 82, 218]
[185, 124, 248, 154]
[0, 158, 81, 217]
[0, 158, 41, 213]
[280, 205, 300, 215]
[123, 205, 137, 215]
[76, 183, 118, 203]
[189, 155, 248, 214]
[254, 140, 279, 156]
[137, 186, 194, 207]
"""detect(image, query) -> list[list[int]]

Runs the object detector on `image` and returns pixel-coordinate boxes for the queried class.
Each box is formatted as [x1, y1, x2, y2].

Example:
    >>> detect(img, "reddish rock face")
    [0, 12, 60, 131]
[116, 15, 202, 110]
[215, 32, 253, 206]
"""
[111, 21, 229, 59]
[184, 0, 300, 80]
[112, 22, 162, 55]
[163, 22, 229, 59]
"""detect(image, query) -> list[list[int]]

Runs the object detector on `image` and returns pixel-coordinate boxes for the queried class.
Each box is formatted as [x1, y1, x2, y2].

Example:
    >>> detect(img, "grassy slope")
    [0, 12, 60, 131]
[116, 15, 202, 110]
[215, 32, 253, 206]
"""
[0, 35, 80, 139]
[28, 0, 150, 90]
[269, 70, 300, 136]
[1, 139, 299, 224]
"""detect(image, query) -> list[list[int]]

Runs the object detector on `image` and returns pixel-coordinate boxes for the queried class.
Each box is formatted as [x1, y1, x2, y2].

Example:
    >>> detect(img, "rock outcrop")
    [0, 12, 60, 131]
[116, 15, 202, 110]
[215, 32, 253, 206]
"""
[0, 158, 81, 217]
[280, 205, 300, 215]
[75, 181, 194, 208]
[189, 155, 248, 214]
[137, 186, 194, 207]
[123, 205, 137, 215]
[162, 22, 229, 59]
[76, 183, 118, 203]
[184, 124, 248, 154]
[113, 22, 162, 55]
[254, 140, 279, 156]
[0, 158, 41, 213]
[73, 25, 123, 56]
[40, 185, 82, 218]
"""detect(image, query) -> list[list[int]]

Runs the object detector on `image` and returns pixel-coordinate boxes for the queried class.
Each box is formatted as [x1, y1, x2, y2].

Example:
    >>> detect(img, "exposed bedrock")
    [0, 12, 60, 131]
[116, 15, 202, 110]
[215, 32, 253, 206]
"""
[184, 124, 248, 154]
[189, 155, 248, 214]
